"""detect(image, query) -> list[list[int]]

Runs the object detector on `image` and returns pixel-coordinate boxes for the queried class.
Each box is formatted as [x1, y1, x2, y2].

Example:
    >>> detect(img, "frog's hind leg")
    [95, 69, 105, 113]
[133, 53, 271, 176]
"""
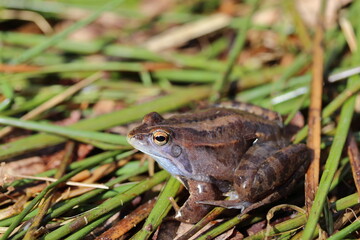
[199, 143, 311, 214]
[196, 142, 281, 210]
[234, 143, 312, 210]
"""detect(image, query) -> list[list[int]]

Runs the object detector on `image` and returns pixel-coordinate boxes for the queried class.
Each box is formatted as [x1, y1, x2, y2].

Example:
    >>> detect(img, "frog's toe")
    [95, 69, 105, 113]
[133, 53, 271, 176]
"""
[196, 200, 251, 211]
[176, 199, 214, 223]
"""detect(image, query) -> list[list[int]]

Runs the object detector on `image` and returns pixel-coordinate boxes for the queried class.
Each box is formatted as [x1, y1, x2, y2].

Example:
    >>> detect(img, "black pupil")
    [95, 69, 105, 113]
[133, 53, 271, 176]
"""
[156, 135, 166, 142]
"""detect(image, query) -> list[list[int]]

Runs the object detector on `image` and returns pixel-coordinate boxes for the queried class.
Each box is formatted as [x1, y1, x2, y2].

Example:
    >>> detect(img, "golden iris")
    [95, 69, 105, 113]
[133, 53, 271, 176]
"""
[152, 130, 169, 146]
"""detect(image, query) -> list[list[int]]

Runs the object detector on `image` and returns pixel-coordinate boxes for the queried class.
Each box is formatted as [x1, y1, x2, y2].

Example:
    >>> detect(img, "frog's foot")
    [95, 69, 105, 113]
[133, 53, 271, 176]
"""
[176, 198, 215, 223]
[197, 198, 277, 216]
[175, 179, 222, 223]
[196, 200, 251, 212]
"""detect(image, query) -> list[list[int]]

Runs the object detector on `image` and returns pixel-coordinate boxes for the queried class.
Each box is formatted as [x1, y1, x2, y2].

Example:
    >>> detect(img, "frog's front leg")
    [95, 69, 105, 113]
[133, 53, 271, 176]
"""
[200, 142, 312, 212]
[175, 179, 222, 223]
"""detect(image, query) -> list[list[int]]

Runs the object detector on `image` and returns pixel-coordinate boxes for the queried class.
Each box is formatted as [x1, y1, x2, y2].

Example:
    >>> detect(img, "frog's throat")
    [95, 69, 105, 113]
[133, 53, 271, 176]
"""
[145, 152, 191, 177]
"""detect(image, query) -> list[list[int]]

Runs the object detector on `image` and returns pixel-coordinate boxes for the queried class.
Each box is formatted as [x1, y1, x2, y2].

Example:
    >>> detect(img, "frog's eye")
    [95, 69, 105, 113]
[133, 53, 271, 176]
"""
[152, 130, 169, 146]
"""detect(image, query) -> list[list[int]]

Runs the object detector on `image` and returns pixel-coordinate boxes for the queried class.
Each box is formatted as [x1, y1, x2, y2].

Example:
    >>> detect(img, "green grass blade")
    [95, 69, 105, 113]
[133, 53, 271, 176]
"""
[327, 220, 360, 240]
[0, 86, 211, 161]
[293, 79, 360, 143]
[0, 116, 129, 146]
[42, 162, 148, 223]
[0, 150, 122, 240]
[195, 214, 256, 240]
[0, 31, 105, 54]
[211, 0, 260, 100]
[131, 176, 181, 240]
[5, 150, 135, 189]
[301, 79, 356, 239]
[42, 170, 170, 240]
[64, 210, 116, 240]
[10, 0, 125, 64]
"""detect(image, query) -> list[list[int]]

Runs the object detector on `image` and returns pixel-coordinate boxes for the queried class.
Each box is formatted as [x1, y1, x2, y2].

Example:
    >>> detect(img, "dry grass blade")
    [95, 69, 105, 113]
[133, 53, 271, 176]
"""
[176, 206, 226, 240]
[1, 10, 53, 34]
[96, 199, 156, 239]
[23, 141, 75, 240]
[10, 0, 125, 64]
[0, 86, 211, 161]
[302, 56, 357, 240]
[8, 174, 109, 189]
[144, 13, 231, 52]
[42, 171, 169, 240]
[340, 17, 358, 52]
[333, 206, 360, 232]
[348, 134, 360, 198]
[283, 1, 312, 50]
[0, 64, 41, 72]
[2, 0, 360, 239]
[0, 72, 102, 138]
[211, 0, 261, 101]
[130, 177, 181, 240]
[0, 151, 123, 240]
[305, 0, 325, 212]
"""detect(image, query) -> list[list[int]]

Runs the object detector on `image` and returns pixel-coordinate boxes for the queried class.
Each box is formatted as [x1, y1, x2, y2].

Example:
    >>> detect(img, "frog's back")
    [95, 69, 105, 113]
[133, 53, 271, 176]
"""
[214, 102, 283, 124]
[164, 107, 283, 144]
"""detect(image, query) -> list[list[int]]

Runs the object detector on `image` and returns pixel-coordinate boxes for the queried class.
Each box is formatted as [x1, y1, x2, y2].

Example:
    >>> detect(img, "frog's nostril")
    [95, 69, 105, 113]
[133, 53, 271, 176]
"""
[134, 134, 144, 141]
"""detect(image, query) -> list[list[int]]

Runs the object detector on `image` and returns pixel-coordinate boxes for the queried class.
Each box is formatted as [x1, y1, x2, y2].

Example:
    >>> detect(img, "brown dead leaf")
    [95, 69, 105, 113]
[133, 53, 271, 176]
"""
[54, 110, 81, 126]
[285, 111, 305, 141]
[25, 182, 48, 196]
[59, 159, 129, 199]
[253, 7, 282, 26]
[0, 195, 29, 220]
[228, 231, 245, 240]
[175, 219, 223, 240]
[280, 53, 296, 66]
[143, 13, 231, 52]
[140, 0, 175, 18]
[54, 17, 100, 42]
[60, 186, 90, 199]
[0, 64, 41, 73]
[214, 227, 237, 240]
[219, 0, 238, 16]
[92, 99, 116, 116]
[57, 8, 132, 41]
[82, 162, 117, 184]
[95, 12, 132, 29]
[175, 222, 193, 239]
[246, 219, 267, 236]
[0, 157, 46, 186]
[70, 170, 91, 182]
[77, 143, 94, 160]
[43, 149, 67, 169]
[296, 0, 353, 28]
[142, 62, 177, 71]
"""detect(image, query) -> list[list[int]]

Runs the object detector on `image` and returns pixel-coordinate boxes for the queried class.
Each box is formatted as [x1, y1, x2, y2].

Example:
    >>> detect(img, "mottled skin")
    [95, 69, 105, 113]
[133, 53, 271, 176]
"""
[127, 102, 312, 223]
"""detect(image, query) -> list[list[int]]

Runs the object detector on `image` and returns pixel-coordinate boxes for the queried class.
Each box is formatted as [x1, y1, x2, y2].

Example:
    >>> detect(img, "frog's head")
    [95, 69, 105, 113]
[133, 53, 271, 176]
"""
[127, 112, 193, 178]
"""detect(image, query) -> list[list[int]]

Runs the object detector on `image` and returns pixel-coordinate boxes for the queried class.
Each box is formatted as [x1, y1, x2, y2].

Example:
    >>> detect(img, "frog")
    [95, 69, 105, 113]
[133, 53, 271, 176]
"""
[127, 102, 312, 223]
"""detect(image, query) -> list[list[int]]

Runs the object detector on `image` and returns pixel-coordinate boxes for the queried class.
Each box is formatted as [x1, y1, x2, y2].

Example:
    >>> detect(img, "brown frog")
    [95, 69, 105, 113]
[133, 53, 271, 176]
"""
[127, 102, 311, 223]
